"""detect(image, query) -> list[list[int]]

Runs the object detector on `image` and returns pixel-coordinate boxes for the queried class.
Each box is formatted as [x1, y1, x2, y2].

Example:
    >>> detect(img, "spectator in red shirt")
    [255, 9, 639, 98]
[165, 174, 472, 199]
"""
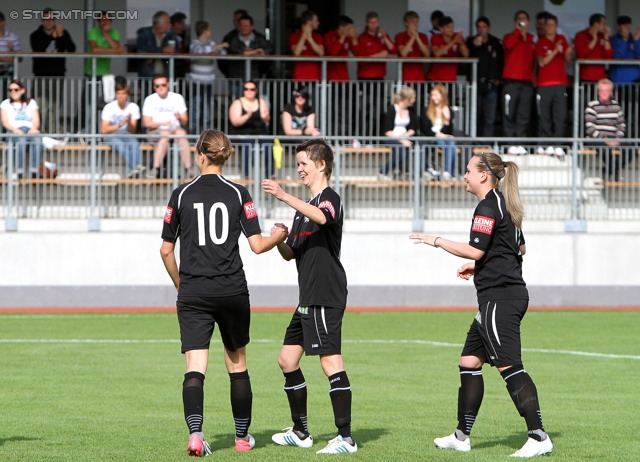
[290, 10, 324, 82]
[502, 10, 535, 143]
[574, 13, 613, 82]
[535, 14, 572, 156]
[324, 15, 358, 82]
[426, 16, 469, 83]
[396, 11, 430, 83]
[353, 11, 397, 80]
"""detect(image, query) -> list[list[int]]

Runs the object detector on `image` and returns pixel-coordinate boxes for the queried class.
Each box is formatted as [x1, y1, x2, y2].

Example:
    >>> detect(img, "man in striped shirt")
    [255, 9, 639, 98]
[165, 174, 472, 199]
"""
[584, 78, 628, 180]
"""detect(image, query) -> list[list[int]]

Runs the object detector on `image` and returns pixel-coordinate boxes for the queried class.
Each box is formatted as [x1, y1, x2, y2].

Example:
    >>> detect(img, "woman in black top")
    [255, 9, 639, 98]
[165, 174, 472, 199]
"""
[160, 129, 287, 455]
[228, 80, 272, 178]
[409, 152, 553, 458]
[378, 86, 419, 179]
[280, 88, 321, 138]
[262, 139, 357, 454]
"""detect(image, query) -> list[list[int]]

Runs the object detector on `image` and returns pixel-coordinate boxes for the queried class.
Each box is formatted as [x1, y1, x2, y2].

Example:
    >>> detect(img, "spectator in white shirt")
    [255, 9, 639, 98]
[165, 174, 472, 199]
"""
[142, 74, 190, 178]
[100, 81, 145, 178]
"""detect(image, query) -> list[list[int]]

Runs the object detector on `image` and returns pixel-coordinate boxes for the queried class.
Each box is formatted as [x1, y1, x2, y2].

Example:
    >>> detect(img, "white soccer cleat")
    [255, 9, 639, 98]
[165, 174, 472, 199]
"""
[316, 435, 358, 454]
[434, 433, 471, 452]
[271, 427, 313, 448]
[510, 436, 553, 458]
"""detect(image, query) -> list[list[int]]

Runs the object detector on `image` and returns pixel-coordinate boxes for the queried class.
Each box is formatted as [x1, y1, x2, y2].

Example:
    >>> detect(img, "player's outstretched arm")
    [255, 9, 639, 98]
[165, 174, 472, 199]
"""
[409, 233, 485, 260]
[262, 179, 327, 225]
[160, 240, 180, 290]
[247, 225, 288, 254]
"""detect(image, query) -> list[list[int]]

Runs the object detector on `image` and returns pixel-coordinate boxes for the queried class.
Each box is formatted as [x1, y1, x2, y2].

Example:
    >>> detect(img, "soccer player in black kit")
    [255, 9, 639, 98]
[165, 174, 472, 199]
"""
[262, 138, 357, 454]
[160, 129, 288, 456]
[410, 152, 553, 458]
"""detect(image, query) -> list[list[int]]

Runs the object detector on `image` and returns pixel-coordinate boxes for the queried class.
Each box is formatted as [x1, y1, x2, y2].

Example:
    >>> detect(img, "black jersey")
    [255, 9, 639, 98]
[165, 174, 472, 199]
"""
[161, 174, 262, 297]
[468, 188, 528, 304]
[285, 187, 348, 309]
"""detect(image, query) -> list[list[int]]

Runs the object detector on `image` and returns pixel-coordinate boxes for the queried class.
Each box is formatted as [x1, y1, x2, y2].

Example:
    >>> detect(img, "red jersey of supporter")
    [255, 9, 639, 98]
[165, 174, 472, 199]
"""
[324, 29, 352, 82]
[502, 29, 535, 82]
[425, 33, 462, 82]
[573, 28, 613, 81]
[353, 31, 396, 79]
[290, 30, 324, 81]
[395, 31, 429, 82]
[536, 34, 569, 86]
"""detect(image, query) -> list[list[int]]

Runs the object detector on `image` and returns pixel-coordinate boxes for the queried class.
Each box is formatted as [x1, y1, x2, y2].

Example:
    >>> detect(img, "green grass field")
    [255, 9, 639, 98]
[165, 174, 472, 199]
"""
[0, 310, 638, 461]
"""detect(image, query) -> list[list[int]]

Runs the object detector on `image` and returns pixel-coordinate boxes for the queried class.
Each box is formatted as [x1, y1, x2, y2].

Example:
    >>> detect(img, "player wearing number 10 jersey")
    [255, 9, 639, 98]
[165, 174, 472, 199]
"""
[160, 129, 288, 456]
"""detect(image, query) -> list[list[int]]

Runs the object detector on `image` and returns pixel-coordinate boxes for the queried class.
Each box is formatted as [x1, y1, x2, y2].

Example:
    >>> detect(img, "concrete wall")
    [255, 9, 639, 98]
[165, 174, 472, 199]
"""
[1, 218, 638, 308]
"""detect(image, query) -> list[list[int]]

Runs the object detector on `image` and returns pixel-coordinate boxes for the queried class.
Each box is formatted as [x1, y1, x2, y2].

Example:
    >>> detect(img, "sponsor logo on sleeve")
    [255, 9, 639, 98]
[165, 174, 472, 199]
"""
[244, 201, 258, 219]
[318, 200, 336, 219]
[472, 215, 495, 235]
[163, 206, 173, 223]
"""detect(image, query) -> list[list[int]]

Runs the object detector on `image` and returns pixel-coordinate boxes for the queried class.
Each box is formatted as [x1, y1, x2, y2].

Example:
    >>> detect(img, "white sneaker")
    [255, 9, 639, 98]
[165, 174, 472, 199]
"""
[316, 435, 358, 454]
[554, 147, 565, 158]
[377, 172, 392, 182]
[516, 146, 528, 155]
[272, 427, 313, 448]
[434, 433, 471, 452]
[441, 171, 453, 181]
[536, 146, 546, 155]
[510, 436, 553, 458]
[508, 146, 519, 155]
[545, 146, 555, 156]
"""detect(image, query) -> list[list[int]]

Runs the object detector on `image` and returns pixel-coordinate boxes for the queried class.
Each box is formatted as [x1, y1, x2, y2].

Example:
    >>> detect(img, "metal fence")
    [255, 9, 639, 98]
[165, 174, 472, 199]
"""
[1, 54, 639, 230]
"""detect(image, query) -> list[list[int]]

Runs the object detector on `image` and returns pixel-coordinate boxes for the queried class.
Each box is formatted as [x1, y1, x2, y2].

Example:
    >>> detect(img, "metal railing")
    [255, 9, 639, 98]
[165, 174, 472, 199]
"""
[1, 53, 640, 231]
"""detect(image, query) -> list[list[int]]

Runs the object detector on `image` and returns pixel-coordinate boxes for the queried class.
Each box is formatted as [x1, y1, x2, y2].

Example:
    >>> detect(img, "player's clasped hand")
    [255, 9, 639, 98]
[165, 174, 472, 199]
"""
[270, 223, 289, 240]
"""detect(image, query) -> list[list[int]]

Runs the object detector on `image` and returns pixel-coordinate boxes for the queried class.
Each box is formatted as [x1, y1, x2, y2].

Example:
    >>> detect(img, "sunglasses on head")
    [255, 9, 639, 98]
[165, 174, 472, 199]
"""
[243, 86, 257, 91]
[154, 82, 168, 88]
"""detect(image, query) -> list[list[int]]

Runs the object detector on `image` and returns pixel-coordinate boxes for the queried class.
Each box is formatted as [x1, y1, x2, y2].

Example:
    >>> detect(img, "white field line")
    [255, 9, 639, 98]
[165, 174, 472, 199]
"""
[0, 337, 638, 360]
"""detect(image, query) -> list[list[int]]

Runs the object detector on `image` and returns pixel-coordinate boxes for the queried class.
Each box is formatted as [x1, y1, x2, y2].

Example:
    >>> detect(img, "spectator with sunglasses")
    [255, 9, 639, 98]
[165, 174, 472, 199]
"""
[1, 79, 43, 179]
[280, 88, 321, 141]
[142, 74, 191, 179]
[229, 81, 272, 178]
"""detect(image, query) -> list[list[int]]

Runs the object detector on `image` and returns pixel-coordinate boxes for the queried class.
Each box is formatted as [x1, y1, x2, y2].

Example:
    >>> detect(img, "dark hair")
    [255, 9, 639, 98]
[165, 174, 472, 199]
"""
[0, 11, 5, 21]
[170, 12, 186, 25]
[514, 10, 530, 21]
[438, 16, 453, 28]
[115, 81, 130, 93]
[337, 15, 353, 27]
[292, 87, 310, 110]
[300, 10, 317, 25]
[195, 20, 210, 37]
[403, 11, 419, 23]
[42, 7, 55, 15]
[589, 13, 605, 26]
[8, 79, 30, 104]
[536, 11, 550, 21]
[476, 16, 490, 27]
[546, 14, 558, 25]
[430, 10, 444, 22]
[196, 130, 232, 167]
[233, 9, 248, 17]
[296, 139, 334, 179]
[152, 11, 169, 25]
[617, 15, 632, 25]
[238, 14, 254, 25]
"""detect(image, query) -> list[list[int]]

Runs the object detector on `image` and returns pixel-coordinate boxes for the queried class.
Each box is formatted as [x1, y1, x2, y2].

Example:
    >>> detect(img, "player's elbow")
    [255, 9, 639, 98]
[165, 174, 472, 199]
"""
[469, 248, 485, 261]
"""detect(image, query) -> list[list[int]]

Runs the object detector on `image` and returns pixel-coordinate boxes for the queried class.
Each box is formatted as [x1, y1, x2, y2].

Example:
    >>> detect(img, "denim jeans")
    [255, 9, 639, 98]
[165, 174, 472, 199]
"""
[105, 136, 142, 172]
[437, 139, 456, 176]
[13, 127, 43, 171]
[190, 82, 213, 133]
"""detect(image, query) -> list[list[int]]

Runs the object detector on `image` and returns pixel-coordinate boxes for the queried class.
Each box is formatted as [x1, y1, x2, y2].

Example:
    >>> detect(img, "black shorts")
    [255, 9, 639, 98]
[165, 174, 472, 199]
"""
[176, 293, 250, 354]
[461, 299, 528, 367]
[282, 305, 343, 356]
